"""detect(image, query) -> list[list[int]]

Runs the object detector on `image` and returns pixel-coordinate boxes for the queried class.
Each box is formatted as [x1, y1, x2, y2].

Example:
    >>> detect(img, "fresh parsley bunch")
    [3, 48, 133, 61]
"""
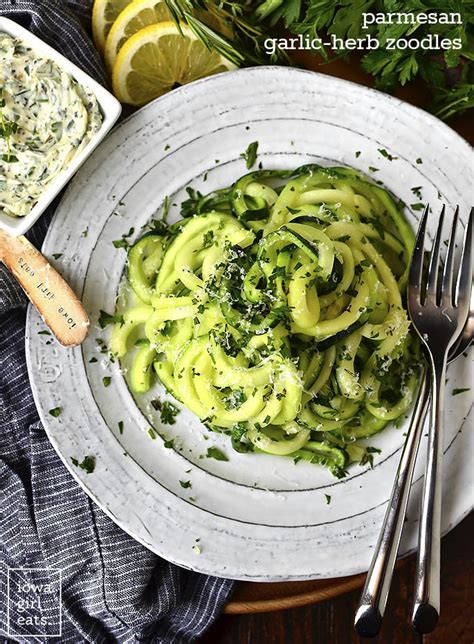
[164, 0, 473, 120]
[288, 0, 474, 119]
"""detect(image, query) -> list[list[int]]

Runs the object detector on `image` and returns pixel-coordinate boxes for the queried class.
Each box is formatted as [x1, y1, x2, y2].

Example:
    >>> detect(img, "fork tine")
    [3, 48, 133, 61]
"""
[408, 205, 429, 306]
[440, 206, 459, 306]
[425, 205, 445, 303]
[455, 207, 473, 309]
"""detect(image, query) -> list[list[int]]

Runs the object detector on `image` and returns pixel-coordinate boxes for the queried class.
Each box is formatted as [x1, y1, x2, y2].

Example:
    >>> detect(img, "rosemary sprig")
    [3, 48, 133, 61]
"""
[163, 0, 289, 65]
[182, 13, 247, 65]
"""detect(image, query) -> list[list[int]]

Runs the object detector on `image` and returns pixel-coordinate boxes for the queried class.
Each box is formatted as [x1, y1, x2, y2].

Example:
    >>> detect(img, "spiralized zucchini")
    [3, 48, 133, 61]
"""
[111, 164, 421, 478]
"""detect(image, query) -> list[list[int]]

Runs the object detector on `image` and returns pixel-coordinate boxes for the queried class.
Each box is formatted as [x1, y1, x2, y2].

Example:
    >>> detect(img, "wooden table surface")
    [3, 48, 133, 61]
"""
[202, 54, 473, 644]
[202, 513, 473, 643]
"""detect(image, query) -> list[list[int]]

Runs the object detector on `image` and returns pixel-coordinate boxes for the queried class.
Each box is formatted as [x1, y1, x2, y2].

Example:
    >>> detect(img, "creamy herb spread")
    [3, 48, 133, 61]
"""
[0, 33, 103, 217]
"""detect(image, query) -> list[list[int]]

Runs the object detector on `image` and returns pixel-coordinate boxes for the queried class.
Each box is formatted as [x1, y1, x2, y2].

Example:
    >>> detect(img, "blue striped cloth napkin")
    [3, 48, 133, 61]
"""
[0, 2, 235, 641]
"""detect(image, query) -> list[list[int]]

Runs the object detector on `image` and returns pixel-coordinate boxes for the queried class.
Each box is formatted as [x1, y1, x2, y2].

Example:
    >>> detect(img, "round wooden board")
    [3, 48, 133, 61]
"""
[225, 559, 409, 614]
[224, 574, 366, 614]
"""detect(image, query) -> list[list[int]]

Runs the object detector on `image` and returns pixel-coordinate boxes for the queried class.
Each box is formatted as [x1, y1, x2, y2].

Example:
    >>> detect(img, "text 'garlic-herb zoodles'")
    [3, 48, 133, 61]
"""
[110, 164, 420, 478]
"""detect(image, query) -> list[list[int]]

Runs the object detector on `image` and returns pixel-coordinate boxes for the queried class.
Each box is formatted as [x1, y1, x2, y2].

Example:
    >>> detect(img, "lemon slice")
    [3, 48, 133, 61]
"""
[92, 0, 133, 52]
[112, 22, 236, 106]
[105, 0, 172, 70]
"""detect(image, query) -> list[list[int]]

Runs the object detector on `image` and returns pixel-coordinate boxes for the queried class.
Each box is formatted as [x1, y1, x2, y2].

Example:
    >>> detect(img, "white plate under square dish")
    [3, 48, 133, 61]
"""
[0, 17, 121, 236]
[26, 67, 473, 581]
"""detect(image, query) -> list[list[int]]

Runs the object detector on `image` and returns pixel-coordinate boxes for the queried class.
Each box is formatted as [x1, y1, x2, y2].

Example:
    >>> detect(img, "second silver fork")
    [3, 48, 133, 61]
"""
[354, 205, 473, 636]
[408, 205, 473, 633]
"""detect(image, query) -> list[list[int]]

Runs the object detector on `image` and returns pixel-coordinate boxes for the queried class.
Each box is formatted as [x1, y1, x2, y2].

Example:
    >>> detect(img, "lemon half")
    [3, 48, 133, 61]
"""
[105, 0, 172, 70]
[112, 22, 236, 106]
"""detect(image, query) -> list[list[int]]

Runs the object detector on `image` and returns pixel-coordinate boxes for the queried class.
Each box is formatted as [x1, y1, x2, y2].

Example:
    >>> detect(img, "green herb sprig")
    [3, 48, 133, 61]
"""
[163, 1, 474, 120]
[71, 455, 95, 474]
[0, 90, 19, 163]
[164, 0, 289, 65]
[241, 140, 259, 168]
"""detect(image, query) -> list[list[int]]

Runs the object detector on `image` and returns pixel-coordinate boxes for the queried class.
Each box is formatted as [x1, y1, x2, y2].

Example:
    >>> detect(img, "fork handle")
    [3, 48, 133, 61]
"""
[412, 356, 447, 634]
[354, 369, 429, 637]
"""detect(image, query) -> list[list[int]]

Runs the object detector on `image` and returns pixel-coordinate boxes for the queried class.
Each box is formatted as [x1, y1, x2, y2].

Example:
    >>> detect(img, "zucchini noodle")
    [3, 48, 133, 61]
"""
[111, 164, 421, 478]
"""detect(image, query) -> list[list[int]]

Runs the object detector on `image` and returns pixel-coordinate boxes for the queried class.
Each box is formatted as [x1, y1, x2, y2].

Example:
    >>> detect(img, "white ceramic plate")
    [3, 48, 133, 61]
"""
[26, 67, 473, 581]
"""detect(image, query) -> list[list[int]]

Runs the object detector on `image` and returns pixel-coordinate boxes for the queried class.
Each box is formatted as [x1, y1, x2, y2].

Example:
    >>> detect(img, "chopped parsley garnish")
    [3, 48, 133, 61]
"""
[241, 141, 259, 169]
[202, 230, 214, 248]
[163, 439, 174, 449]
[179, 480, 192, 489]
[161, 401, 179, 425]
[148, 428, 157, 440]
[151, 398, 180, 425]
[112, 239, 129, 249]
[148, 213, 169, 235]
[71, 455, 95, 474]
[96, 341, 112, 360]
[102, 376, 111, 387]
[89, 357, 98, 363]
[118, 421, 124, 434]
[181, 186, 203, 218]
[231, 423, 253, 453]
[98, 310, 124, 328]
[325, 494, 331, 505]
[52, 253, 62, 260]
[49, 407, 62, 417]
[410, 203, 425, 211]
[226, 389, 246, 409]
[416, 158, 423, 164]
[452, 388, 469, 396]
[206, 447, 229, 462]
[360, 446, 382, 469]
[378, 148, 397, 161]
[112, 227, 135, 250]
[38, 330, 51, 336]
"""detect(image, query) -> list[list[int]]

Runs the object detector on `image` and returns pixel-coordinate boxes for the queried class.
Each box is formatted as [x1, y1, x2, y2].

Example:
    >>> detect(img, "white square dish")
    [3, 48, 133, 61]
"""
[0, 17, 121, 236]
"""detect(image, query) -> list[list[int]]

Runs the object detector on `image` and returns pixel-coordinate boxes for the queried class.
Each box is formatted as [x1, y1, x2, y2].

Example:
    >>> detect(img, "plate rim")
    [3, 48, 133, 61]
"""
[106, 65, 473, 159]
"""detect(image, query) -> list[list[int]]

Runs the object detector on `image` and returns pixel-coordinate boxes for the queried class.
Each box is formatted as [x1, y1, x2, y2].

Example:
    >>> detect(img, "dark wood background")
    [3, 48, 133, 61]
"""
[202, 512, 473, 643]
[202, 54, 473, 644]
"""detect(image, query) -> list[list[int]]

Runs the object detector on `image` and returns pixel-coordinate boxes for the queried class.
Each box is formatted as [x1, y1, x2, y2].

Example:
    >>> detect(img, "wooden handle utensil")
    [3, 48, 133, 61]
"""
[0, 230, 89, 346]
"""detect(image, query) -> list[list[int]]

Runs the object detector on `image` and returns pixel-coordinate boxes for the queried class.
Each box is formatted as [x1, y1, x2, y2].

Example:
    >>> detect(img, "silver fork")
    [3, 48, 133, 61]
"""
[354, 271, 473, 640]
[408, 205, 473, 634]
